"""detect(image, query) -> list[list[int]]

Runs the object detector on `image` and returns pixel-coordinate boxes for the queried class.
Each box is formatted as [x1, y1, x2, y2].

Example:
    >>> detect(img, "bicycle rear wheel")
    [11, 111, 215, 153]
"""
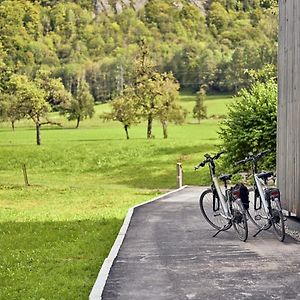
[247, 192, 271, 230]
[232, 201, 248, 242]
[270, 199, 285, 242]
[199, 189, 231, 230]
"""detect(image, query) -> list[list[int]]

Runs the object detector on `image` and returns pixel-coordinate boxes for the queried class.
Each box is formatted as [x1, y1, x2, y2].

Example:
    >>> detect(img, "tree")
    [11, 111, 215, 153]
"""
[131, 43, 158, 138]
[131, 41, 183, 138]
[66, 78, 94, 128]
[35, 71, 72, 113]
[207, 2, 230, 35]
[8, 73, 70, 145]
[0, 93, 22, 130]
[260, 0, 278, 9]
[0, 1, 42, 75]
[9, 74, 49, 145]
[103, 65, 184, 139]
[159, 101, 187, 139]
[0, 42, 6, 72]
[156, 74, 185, 138]
[102, 91, 139, 139]
[193, 87, 207, 123]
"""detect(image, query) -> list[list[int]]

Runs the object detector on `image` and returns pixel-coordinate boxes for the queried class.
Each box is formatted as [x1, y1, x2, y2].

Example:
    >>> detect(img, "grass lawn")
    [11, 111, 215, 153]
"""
[0, 93, 233, 299]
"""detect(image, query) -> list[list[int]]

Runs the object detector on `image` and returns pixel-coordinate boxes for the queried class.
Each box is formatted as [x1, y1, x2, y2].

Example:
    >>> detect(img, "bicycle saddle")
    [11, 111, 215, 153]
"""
[219, 174, 232, 181]
[257, 171, 273, 180]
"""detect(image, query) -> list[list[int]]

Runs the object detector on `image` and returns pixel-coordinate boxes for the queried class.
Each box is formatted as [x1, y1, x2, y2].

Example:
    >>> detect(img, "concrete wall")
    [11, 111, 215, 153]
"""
[278, 0, 300, 216]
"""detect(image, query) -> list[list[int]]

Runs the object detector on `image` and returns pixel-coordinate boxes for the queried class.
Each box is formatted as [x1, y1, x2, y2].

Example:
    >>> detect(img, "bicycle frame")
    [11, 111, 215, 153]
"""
[208, 164, 232, 219]
[254, 174, 270, 216]
[239, 150, 272, 219]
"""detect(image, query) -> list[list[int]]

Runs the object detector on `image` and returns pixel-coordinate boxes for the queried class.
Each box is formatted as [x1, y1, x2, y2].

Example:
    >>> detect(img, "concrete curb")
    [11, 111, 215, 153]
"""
[89, 185, 188, 300]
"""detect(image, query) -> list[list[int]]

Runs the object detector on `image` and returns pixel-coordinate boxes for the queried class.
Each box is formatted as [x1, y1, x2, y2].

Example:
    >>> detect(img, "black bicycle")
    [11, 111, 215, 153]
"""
[195, 151, 248, 241]
[236, 150, 285, 242]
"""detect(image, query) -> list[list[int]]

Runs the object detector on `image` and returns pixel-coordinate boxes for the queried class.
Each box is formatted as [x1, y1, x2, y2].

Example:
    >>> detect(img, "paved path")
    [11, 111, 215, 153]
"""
[102, 186, 300, 300]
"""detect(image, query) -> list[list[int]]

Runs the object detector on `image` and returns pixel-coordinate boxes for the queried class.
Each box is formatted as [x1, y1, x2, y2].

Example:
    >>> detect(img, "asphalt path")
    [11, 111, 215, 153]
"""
[102, 186, 300, 300]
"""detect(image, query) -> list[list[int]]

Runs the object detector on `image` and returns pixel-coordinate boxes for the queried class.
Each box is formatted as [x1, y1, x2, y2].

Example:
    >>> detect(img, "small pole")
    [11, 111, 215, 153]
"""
[176, 163, 183, 188]
[22, 164, 29, 186]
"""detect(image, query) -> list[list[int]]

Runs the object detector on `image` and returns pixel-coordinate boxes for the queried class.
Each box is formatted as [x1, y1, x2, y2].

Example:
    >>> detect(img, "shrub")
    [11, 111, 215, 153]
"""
[219, 80, 277, 169]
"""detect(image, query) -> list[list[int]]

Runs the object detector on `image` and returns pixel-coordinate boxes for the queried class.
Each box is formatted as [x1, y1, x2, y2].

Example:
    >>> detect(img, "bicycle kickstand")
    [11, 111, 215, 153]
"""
[213, 224, 230, 237]
[253, 222, 270, 238]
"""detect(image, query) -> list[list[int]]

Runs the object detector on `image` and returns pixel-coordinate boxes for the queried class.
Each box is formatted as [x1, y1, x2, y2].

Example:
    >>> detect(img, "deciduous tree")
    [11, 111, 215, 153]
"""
[9, 74, 49, 145]
[102, 90, 139, 139]
[8, 73, 71, 145]
[66, 78, 94, 128]
[35, 71, 72, 113]
[156, 74, 185, 138]
[193, 87, 207, 123]
[0, 93, 22, 130]
[131, 41, 184, 138]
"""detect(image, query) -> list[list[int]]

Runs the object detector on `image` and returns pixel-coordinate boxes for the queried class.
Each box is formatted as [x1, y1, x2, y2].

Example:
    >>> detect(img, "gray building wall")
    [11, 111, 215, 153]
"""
[278, 0, 300, 216]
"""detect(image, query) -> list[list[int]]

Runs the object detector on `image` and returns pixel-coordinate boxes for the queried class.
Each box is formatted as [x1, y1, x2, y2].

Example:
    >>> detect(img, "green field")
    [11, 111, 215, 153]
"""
[0, 94, 233, 299]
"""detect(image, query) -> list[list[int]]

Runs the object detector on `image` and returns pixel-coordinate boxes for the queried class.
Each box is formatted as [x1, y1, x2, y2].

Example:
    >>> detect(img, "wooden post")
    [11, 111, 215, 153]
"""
[176, 163, 183, 188]
[22, 164, 29, 186]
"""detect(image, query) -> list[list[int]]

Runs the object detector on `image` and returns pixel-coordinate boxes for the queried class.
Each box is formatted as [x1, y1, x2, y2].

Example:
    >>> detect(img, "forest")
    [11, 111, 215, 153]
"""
[0, 0, 277, 101]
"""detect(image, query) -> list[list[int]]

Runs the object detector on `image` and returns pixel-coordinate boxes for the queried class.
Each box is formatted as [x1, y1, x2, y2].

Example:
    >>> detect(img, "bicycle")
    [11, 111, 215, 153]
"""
[195, 151, 248, 242]
[235, 150, 286, 242]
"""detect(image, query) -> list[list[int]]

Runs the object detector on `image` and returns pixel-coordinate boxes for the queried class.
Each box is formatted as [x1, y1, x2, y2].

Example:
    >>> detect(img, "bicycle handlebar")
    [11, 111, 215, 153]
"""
[194, 151, 225, 170]
[256, 149, 271, 160]
[194, 161, 206, 170]
[235, 159, 247, 166]
[213, 150, 225, 160]
[235, 149, 271, 166]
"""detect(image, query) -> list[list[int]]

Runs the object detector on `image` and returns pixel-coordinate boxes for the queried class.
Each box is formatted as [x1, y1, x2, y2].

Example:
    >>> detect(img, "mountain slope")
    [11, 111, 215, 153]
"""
[94, 0, 208, 14]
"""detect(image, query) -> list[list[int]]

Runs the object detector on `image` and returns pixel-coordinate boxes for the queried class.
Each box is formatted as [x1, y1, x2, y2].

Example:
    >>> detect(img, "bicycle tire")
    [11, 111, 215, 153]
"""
[199, 189, 231, 230]
[270, 199, 285, 242]
[232, 201, 248, 242]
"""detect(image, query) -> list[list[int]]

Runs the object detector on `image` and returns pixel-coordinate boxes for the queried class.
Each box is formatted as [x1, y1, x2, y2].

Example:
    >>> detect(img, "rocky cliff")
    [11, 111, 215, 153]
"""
[93, 0, 209, 14]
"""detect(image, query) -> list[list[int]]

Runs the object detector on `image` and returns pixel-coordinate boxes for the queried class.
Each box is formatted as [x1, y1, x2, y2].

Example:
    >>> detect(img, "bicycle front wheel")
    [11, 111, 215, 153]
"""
[199, 189, 231, 230]
[270, 199, 285, 242]
[232, 200, 248, 242]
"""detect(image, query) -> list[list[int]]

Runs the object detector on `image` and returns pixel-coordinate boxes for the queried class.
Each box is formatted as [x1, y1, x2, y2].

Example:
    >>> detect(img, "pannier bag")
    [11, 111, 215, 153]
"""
[265, 188, 280, 202]
[232, 183, 250, 210]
